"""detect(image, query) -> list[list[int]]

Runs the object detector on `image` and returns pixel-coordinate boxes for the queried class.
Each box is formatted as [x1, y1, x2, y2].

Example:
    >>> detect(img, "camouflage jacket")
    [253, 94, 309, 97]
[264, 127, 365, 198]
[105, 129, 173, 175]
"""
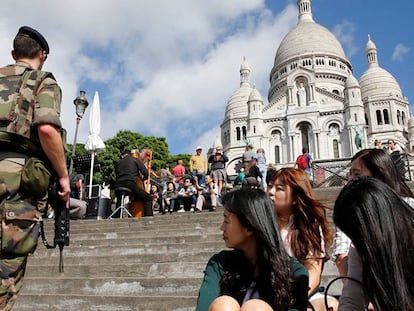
[0, 61, 62, 149]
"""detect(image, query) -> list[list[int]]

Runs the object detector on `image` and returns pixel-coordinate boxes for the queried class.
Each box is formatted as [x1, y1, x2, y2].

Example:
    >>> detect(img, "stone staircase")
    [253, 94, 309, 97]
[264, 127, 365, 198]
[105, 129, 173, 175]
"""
[13, 187, 343, 311]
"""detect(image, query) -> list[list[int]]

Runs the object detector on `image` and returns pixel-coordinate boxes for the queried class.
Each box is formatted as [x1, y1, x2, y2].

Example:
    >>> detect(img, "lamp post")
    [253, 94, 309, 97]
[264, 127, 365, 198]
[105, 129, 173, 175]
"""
[68, 90, 89, 177]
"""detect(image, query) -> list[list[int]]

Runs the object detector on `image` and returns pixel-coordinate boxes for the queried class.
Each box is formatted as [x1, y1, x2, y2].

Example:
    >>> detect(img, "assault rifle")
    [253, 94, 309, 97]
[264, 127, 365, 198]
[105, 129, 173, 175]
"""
[40, 181, 70, 273]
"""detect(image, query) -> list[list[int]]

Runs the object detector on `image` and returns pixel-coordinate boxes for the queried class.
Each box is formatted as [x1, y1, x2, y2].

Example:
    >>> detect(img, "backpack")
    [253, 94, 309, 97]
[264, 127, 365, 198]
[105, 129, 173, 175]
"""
[296, 154, 308, 170]
[0, 66, 52, 141]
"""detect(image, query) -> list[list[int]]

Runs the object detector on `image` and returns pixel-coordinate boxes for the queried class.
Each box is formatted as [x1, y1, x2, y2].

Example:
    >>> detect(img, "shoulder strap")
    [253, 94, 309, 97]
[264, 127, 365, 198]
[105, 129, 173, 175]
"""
[12, 69, 52, 139]
[0, 68, 29, 126]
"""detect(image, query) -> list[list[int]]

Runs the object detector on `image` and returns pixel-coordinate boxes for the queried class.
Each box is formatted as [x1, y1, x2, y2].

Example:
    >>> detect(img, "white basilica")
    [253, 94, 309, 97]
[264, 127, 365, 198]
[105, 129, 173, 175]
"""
[219, 0, 412, 173]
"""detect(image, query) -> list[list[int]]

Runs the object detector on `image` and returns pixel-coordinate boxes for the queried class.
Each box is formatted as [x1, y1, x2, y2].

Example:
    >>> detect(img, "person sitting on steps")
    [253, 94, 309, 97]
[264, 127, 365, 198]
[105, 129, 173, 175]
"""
[196, 188, 309, 311]
[242, 156, 262, 189]
[177, 177, 197, 212]
[162, 181, 178, 214]
[114, 149, 153, 217]
[193, 175, 217, 212]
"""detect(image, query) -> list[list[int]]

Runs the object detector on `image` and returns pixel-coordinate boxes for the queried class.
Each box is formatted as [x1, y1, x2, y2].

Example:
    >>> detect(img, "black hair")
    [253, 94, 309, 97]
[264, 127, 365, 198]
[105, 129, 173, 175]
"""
[334, 176, 414, 310]
[351, 148, 413, 198]
[220, 188, 293, 310]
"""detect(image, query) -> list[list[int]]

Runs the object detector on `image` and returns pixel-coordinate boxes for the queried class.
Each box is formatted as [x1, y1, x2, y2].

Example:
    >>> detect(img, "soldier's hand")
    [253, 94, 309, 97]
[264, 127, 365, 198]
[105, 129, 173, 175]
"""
[58, 176, 71, 208]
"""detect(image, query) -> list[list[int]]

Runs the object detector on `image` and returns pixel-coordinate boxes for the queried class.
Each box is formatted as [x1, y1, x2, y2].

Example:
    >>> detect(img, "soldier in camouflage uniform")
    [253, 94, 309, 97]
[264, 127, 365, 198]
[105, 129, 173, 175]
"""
[0, 26, 70, 310]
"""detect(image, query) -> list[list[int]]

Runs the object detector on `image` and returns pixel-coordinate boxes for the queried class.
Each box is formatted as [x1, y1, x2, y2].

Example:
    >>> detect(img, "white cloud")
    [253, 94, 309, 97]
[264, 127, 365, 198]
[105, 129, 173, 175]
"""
[392, 43, 410, 61]
[0, 0, 296, 154]
[332, 20, 358, 58]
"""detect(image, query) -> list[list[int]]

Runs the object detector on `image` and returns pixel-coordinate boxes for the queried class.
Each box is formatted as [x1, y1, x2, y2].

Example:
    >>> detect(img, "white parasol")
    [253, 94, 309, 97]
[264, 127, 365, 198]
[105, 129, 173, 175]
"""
[85, 91, 105, 199]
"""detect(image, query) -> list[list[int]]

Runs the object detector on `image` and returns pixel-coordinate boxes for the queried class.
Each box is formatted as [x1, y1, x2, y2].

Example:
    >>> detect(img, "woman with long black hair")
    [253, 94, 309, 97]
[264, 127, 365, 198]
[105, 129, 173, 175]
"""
[196, 188, 309, 311]
[334, 177, 414, 311]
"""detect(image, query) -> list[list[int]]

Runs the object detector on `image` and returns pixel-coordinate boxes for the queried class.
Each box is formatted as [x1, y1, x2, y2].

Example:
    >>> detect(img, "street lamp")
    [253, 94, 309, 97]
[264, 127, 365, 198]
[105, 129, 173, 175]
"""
[68, 90, 89, 176]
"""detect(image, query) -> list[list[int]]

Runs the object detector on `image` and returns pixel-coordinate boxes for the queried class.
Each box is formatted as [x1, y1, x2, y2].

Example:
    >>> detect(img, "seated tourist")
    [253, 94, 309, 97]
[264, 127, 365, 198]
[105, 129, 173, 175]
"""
[177, 177, 196, 212]
[268, 168, 338, 311]
[150, 184, 162, 212]
[334, 176, 414, 311]
[196, 188, 309, 311]
[242, 156, 262, 188]
[162, 181, 178, 214]
[193, 175, 217, 212]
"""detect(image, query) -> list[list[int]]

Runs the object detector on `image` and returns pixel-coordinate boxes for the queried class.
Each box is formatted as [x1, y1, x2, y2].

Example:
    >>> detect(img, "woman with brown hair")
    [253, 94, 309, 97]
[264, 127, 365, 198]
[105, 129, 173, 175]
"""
[267, 168, 337, 311]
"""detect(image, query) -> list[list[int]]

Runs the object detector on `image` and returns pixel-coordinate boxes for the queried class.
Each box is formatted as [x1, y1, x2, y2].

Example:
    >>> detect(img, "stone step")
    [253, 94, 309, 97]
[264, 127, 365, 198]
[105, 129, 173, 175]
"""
[14, 294, 197, 311]
[44, 214, 223, 227]
[66, 221, 223, 234]
[24, 261, 340, 280]
[27, 251, 216, 266]
[19, 277, 202, 296]
[68, 210, 224, 226]
[60, 233, 223, 247]
[66, 216, 223, 232]
[34, 241, 225, 258]
[12, 187, 349, 311]
[18, 274, 341, 297]
[25, 262, 208, 278]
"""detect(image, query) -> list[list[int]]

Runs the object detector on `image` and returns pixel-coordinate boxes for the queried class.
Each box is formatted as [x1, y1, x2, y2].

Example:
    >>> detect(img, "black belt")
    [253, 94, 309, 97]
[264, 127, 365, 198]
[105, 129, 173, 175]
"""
[0, 132, 41, 156]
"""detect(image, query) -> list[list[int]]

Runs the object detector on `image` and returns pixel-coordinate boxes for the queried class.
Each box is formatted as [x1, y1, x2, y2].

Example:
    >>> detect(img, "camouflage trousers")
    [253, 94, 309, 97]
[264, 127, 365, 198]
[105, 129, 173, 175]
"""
[0, 154, 41, 310]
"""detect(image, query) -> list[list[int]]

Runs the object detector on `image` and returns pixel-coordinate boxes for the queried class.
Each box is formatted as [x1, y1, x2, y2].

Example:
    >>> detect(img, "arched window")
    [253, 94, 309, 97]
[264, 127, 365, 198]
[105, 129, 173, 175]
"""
[332, 89, 339, 95]
[376, 110, 383, 125]
[402, 111, 406, 125]
[236, 127, 241, 141]
[271, 130, 282, 164]
[328, 123, 339, 136]
[383, 109, 389, 124]
[397, 110, 401, 124]
[274, 145, 280, 164]
[253, 125, 256, 134]
[333, 139, 339, 159]
[242, 126, 247, 140]
[365, 113, 369, 126]
[298, 122, 311, 152]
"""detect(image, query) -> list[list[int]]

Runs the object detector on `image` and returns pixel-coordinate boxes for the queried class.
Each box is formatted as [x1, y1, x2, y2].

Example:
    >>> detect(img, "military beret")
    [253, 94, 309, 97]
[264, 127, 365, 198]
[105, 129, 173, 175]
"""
[16, 26, 49, 54]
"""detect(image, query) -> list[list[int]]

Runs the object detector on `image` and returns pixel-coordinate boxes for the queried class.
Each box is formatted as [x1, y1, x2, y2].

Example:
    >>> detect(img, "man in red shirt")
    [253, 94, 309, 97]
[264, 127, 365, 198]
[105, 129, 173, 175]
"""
[172, 159, 186, 183]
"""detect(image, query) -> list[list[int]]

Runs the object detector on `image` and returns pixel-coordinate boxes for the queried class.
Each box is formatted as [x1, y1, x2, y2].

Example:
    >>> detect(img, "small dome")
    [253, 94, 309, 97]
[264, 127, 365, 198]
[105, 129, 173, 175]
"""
[360, 67, 402, 99]
[360, 35, 402, 99]
[224, 85, 252, 118]
[225, 58, 254, 119]
[248, 87, 263, 102]
[345, 73, 359, 88]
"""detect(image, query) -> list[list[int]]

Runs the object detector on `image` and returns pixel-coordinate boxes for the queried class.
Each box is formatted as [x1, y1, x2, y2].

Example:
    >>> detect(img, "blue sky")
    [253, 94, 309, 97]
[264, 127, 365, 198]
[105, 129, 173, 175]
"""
[0, 0, 412, 155]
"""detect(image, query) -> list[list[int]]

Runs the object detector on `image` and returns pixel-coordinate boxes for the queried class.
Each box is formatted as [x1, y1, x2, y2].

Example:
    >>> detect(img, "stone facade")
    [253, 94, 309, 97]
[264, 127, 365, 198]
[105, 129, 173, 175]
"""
[220, 0, 411, 175]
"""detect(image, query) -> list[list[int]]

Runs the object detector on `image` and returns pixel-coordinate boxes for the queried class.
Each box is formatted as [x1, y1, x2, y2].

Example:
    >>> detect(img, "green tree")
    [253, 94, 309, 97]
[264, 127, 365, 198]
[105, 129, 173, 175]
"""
[94, 130, 180, 187]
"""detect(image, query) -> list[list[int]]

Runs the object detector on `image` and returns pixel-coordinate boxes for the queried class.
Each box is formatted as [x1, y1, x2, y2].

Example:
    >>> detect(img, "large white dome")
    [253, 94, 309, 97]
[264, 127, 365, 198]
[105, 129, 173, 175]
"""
[274, 21, 346, 66]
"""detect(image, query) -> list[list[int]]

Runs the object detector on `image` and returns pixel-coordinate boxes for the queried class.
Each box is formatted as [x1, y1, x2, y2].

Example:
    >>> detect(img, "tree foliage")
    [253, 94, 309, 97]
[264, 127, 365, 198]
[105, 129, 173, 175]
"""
[89, 130, 191, 187]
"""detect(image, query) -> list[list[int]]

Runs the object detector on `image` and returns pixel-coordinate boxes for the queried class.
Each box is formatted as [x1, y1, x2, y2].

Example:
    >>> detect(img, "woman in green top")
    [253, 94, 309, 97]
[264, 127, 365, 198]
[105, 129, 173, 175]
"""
[196, 188, 309, 311]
